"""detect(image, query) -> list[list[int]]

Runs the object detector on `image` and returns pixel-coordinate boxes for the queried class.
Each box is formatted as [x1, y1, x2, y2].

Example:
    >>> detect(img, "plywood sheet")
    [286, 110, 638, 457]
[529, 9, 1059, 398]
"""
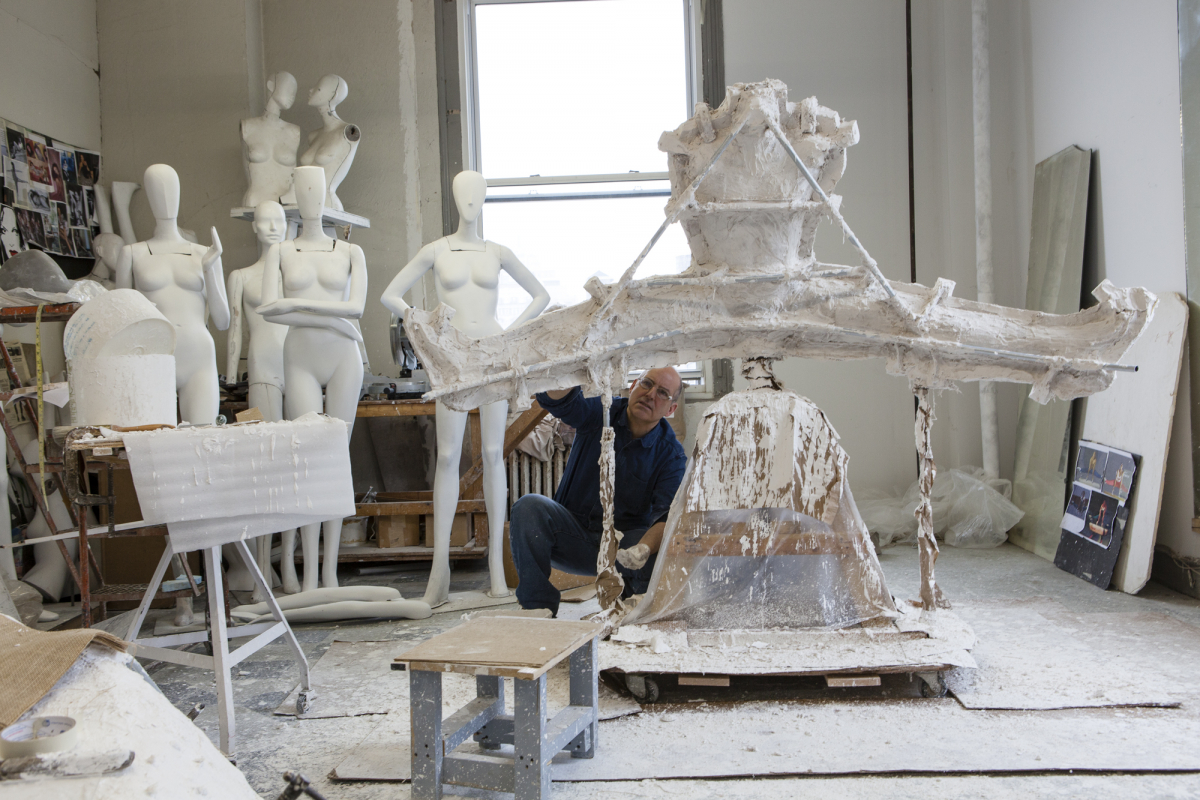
[396, 617, 601, 674]
[1081, 293, 1188, 592]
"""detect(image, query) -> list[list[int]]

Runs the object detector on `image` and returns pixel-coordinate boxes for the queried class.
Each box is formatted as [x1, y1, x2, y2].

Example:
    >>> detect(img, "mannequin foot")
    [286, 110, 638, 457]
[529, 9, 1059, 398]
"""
[421, 587, 450, 608]
[486, 583, 511, 599]
[281, 570, 301, 595]
[321, 567, 339, 589]
[174, 597, 194, 628]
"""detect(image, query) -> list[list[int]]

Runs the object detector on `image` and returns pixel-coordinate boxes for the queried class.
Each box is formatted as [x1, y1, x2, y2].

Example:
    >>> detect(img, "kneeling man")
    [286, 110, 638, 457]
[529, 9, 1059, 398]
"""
[510, 367, 688, 616]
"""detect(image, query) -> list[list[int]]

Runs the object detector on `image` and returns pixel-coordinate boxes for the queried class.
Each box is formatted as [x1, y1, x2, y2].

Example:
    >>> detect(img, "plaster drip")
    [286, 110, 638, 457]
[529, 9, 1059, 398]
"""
[914, 387, 946, 610]
[595, 364, 626, 615]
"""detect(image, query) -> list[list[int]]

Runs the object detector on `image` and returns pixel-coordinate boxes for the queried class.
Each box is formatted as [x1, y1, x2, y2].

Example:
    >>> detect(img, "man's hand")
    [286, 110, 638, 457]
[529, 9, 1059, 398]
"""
[616, 543, 651, 570]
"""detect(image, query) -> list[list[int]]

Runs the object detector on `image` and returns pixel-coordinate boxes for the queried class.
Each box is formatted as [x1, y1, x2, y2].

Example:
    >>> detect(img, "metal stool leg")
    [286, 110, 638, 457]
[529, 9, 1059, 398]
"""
[410, 669, 443, 800]
[475, 674, 505, 750]
[568, 637, 598, 758]
[204, 546, 236, 757]
[514, 674, 550, 800]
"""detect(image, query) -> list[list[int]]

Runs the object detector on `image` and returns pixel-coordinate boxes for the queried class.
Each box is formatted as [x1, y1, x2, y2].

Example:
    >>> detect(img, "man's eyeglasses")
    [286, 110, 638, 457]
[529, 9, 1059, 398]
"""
[636, 377, 675, 404]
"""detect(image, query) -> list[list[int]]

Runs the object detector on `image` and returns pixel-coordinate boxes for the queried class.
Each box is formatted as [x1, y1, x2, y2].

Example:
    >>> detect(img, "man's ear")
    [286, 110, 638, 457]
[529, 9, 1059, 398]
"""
[665, 400, 678, 418]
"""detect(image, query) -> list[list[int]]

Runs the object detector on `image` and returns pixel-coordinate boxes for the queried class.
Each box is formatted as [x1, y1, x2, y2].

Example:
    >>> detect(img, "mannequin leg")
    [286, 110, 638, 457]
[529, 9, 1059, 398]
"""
[247, 383, 284, 424]
[299, 522, 321, 592]
[280, 529, 300, 594]
[0, 442, 12, 581]
[284, 364, 326, 591]
[110, 181, 141, 245]
[177, 362, 220, 427]
[478, 400, 510, 597]
[428, 403, 469, 607]
[251, 534, 273, 602]
[317, 353, 364, 589]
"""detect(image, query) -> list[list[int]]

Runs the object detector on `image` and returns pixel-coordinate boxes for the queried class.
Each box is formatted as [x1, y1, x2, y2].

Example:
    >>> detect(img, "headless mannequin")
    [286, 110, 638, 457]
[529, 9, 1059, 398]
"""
[225, 201, 292, 598]
[115, 164, 230, 426]
[89, 184, 120, 288]
[299, 75, 360, 212]
[381, 171, 549, 606]
[241, 72, 302, 207]
[259, 165, 364, 591]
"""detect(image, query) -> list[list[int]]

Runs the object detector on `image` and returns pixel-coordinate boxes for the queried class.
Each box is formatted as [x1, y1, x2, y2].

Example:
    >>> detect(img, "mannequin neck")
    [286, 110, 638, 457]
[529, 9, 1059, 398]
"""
[151, 217, 184, 241]
[451, 215, 483, 246]
[297, 217, 331, 243]
[264, 97, 281, 119]
[319, 107, 343, 128]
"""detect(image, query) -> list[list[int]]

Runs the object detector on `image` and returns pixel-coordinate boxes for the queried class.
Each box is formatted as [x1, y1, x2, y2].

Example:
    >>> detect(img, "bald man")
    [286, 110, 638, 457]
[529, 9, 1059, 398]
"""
[510, 367, 688, 616]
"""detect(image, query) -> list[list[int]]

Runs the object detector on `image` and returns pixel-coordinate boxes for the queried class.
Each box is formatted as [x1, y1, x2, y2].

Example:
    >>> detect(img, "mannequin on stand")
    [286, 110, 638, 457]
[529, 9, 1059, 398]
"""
[241, 72, 301, 207]
[258, 166, 363, 591]
[115, 164, 229, 626]
[299, 75, 360, 212]
[225, 200, 292, 598]
[381, 170, 549, 607]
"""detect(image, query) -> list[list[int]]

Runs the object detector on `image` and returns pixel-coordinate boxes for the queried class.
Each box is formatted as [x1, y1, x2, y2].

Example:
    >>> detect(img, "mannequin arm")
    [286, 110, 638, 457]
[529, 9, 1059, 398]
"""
[260, 242, 283, 306]
[114, 244, 134, 290]
[498, 245, 549, 330]
[265, 310, 363, 342]
[225, 270, 244, 381]
[380, 242, 438, 316]
[202, 228, 231, 331]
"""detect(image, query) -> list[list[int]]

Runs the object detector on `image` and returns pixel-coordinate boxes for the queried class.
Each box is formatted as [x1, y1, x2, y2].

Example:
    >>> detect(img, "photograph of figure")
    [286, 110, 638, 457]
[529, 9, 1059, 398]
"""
[6, 158, 29, 208]
[27, 185, 50, 214]
[1102, 450, 1137, 503]
[1075, 442, 1107, 490]
[1081, 490, 1119, 549]
[76, 150, 99, 186]
[46, 149, 65, 202]
[1, 158, 12, 206]
[72, 227, 91, 257]
[0, 206, 20, 259]
[5, 128, 26, 163]
[43, 209, 62, 255]
[1060, 481, 1092, 540]
[15, 207, 46, 250]
[58, 149, 77, 185]
[67, 184, 85, 227]
[54, 202, 72, 256]
[83, 186, 98, 226]
[24, 136, 49, 185]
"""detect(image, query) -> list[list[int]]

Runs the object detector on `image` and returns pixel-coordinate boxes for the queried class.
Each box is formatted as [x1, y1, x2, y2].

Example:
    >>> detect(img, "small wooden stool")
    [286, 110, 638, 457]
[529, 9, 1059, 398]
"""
[396, 617, 602, 800]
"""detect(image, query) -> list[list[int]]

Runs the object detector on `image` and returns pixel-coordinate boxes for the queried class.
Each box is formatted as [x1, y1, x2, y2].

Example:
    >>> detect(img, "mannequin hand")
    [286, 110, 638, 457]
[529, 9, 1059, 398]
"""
[616, 543, 651, 570]
[202, 227, 223, 270]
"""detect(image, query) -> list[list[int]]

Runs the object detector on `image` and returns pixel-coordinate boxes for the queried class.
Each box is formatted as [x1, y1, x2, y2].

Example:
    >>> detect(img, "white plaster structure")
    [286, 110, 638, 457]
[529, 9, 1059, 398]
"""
[259, 165, 365, 591]
[241, 71, 302, 207]
[299, 75, 360, 212]
[114, 164, 230, 426]
[381, 170, 549, 606]
[404, 80, 1157, 620]
[225, 200, 292, 597]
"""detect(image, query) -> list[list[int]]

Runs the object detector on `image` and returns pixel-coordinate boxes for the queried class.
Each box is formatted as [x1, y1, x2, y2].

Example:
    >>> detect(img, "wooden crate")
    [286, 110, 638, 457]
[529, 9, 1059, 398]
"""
[423, 513, 470, 547]
[377, 515, 421, 548]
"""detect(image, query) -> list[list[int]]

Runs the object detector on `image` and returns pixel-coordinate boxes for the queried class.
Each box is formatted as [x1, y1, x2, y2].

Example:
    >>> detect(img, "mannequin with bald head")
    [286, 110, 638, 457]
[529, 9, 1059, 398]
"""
[299, 74, 359, 212]
[242, 71, 302, 207]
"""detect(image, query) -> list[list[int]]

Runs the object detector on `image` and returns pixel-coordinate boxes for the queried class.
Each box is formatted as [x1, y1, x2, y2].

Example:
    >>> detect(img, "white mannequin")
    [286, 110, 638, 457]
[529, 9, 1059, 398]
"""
[259, 166, 364, 591]
[89, 184, 120, 288]
[111, 181, 141, 245]
[381, 170, 549, 606]
[241, 72, 301, 207]
[298, 75, 360, 212]
[115, 164, 230, 426]
[224, 200, 293, 597]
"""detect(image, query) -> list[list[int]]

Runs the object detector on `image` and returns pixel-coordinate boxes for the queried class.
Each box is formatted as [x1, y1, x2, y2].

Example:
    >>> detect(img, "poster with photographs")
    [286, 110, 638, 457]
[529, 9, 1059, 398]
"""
[0, 117, 101, 263]
[1055, 440, 1141, 589]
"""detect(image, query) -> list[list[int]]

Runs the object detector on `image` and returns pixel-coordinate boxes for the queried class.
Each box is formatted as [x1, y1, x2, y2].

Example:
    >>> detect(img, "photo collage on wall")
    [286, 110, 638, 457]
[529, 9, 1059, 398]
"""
[1061, 441, 1138, 550]
[1, 119, 101, 263]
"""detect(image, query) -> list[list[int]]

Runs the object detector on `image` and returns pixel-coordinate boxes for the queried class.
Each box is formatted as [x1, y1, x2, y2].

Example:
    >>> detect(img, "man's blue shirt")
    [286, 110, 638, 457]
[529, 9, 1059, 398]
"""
[535, 387, 687, 535]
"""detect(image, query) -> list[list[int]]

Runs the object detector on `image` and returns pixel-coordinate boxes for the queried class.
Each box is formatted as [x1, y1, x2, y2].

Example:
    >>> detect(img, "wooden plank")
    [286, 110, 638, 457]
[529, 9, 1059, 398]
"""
[825, 675, 881, 688]
[678, 675, 730, 687]
[356, 400, 481, 418]
[355, 500, 487, 516]
[397, 617, 601, 680]
[0, 303, 80, 323]
[458, 402, 547, 496]
[327, 543, 488, 562]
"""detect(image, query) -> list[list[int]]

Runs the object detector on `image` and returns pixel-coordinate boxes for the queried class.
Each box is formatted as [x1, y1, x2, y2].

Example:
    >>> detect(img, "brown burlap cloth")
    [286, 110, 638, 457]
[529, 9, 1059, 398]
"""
[0, 613, 126, 728]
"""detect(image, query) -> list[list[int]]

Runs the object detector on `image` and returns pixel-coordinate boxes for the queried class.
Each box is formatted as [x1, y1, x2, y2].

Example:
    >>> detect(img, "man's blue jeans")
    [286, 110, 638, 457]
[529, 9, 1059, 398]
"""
[510, 494, 656, 615]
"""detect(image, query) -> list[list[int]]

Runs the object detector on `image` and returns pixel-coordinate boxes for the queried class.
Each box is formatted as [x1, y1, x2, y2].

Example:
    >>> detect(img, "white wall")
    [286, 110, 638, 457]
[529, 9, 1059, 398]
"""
[720, 0, 919, 494]
[0, 0, 100, 150]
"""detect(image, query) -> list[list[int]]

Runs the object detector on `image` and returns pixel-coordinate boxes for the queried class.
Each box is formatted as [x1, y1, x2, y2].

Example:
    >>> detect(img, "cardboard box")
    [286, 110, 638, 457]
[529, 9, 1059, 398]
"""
[377, 515, 421, 548]
[423, 513, 469, 547]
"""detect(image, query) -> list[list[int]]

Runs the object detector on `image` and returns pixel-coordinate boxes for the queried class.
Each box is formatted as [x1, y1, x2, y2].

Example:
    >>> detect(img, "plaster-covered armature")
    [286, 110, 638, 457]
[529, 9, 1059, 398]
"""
[381, 170, 549, 606]
[114, 164, 230, 426]
[241, 71, 302, 207]
[259, 166, 365, 591]
[298, 75, 360, 212]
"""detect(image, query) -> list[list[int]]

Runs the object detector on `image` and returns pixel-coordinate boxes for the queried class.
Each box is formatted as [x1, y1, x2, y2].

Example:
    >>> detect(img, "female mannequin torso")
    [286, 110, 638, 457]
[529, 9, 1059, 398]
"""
[299, 75, 359, 212]
[241, 71, 301, 207]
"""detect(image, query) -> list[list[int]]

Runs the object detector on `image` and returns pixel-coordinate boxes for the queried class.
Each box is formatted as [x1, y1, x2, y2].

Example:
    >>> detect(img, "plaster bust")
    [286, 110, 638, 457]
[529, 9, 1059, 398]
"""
[298, 75, 360, 212]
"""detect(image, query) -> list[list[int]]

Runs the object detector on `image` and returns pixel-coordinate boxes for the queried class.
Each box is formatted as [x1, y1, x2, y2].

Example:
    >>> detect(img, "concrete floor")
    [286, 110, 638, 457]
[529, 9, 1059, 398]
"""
[140, 543, 1200, 798]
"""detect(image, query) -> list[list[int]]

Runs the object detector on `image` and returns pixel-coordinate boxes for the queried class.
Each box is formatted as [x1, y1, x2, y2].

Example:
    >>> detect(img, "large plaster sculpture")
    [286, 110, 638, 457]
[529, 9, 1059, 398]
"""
[225, 200, 292, 597]
[115, 164, 230, 426]
[381, 170, 549, 606]
[299, 75, 360, 212]
[404, 80, 1157, 625]
[241, 72, 302, 207]
[258, 165, 364, 592]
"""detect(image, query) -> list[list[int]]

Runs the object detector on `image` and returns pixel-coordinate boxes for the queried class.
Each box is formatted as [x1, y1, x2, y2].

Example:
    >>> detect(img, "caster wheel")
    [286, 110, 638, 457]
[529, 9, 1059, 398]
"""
[918, 672, 947, 698]
[625, 673, 660, 704]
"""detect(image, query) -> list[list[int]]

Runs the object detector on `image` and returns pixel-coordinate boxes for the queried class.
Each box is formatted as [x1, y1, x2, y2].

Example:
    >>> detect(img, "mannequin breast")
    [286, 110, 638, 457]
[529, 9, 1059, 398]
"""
[243, 118, 300, 165]
[131, 244, 208, 327]
[433, 241, 503, 338]
[280, 241, 352, 302]
[301, 128, 351, 168]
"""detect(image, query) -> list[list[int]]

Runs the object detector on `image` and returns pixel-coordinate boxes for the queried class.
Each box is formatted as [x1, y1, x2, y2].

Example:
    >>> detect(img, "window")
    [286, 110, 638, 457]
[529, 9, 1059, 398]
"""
[459, 0, 705, 387]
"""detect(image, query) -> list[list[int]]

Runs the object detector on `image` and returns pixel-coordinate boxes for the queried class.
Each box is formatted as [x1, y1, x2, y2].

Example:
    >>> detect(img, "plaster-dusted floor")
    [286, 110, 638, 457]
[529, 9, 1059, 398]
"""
[136, 543, 1200, 798]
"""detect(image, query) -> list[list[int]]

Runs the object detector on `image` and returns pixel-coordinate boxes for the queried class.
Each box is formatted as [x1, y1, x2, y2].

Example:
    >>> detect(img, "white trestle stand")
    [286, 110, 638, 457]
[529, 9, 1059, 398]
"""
[114, 414, 357, 757]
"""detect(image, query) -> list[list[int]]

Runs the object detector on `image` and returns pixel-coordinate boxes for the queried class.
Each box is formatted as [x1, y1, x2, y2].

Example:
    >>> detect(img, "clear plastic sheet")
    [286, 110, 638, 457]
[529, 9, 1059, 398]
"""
[857, 467, 1025, 549]
[625, 389, 897, 630]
